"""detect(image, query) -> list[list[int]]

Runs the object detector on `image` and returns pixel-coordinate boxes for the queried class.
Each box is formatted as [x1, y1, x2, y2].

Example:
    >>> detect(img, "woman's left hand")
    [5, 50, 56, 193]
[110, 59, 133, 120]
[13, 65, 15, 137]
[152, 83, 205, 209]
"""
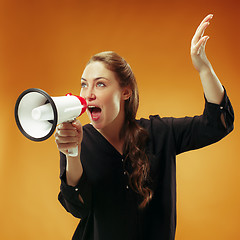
[191, 14, 213, 73]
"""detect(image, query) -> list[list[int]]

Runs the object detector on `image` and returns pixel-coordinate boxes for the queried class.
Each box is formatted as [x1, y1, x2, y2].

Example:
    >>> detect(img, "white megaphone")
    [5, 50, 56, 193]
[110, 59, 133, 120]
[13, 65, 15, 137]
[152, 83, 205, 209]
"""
[14, 88, 87, 157]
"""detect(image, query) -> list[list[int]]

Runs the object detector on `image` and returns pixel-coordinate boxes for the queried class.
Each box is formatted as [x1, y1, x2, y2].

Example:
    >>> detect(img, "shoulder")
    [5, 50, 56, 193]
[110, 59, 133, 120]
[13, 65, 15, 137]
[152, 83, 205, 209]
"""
[82, 124, 98, 138]
[83, 123, 94, 132]
[81, 124, 99, 148]
[137, 115, 175, 148]
[136, 115, 178, 156]
[137, 115, 174, 133]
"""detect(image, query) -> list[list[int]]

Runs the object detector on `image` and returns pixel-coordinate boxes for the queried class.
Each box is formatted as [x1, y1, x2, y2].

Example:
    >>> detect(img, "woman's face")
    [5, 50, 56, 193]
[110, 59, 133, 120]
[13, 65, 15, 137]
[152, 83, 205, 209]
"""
[80, 61, 130, 132]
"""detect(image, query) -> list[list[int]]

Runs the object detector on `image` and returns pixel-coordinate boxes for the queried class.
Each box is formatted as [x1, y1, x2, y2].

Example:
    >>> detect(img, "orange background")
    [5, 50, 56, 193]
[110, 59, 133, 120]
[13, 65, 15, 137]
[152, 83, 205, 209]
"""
[0, 0, 239, 239]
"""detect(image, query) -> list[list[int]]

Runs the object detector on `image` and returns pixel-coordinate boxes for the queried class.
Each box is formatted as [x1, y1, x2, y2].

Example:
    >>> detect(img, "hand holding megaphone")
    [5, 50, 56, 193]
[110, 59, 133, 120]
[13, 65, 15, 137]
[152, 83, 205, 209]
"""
[14, 88, 87, 157]
[55, 120, 83, 157]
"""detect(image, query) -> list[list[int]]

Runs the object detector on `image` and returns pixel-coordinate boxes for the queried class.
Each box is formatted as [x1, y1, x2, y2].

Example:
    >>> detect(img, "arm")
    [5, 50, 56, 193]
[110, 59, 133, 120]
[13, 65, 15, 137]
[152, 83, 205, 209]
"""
[55, 120, 92, 219]
[191, 14, 224, 105]
[55, 120, 84, 203]
[58, 152, 91, 219]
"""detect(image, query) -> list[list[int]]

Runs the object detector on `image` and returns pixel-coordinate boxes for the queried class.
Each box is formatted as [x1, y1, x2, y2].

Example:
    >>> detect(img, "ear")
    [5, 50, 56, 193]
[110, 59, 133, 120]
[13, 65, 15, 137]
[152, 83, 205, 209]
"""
[122, 86, 132, 101]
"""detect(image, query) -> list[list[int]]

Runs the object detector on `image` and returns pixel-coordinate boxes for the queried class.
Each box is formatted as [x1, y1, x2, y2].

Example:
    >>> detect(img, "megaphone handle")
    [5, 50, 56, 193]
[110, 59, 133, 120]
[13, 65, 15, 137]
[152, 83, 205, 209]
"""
[65, 118, 79, 157]
[68, 146, 78, 157]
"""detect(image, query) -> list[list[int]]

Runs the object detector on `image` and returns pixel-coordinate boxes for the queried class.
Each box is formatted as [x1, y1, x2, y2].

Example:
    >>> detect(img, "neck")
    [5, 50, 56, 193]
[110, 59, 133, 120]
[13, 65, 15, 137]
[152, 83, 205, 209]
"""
[97, 113, 125, 155]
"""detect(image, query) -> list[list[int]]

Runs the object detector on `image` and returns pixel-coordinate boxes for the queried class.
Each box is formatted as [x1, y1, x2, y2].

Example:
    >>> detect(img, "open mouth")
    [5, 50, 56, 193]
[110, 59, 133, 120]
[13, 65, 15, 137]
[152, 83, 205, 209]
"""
[88, 106, 102, 121]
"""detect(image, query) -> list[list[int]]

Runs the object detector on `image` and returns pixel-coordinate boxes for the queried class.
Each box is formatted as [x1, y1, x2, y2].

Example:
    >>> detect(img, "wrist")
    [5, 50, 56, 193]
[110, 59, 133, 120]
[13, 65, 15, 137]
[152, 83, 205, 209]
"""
[199, 65, 213, 76]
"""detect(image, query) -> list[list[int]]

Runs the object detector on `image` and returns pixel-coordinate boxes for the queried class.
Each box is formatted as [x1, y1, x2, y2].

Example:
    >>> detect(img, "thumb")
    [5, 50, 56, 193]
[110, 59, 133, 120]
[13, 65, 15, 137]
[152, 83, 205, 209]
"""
[203, 36, 209, 49]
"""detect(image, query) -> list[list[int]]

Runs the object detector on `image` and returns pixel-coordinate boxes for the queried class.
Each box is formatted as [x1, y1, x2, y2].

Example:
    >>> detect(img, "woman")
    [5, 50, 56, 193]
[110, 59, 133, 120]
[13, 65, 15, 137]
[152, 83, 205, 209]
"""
[55, 14, 234, 240]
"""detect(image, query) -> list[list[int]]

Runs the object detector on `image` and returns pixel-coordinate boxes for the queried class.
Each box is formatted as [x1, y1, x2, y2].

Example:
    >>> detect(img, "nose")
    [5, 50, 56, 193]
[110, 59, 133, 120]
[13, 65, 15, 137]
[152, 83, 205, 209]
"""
[83, 86, 96, 101]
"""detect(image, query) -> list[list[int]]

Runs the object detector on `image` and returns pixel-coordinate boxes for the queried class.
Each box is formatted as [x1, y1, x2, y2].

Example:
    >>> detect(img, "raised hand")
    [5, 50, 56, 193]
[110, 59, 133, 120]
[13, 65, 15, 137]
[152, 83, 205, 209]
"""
[191, 14, 213, 73]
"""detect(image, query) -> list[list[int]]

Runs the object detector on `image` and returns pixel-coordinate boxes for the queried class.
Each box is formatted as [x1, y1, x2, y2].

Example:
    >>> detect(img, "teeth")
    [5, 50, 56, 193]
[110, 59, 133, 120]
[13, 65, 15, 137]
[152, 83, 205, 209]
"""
[88, 106, 95, 108]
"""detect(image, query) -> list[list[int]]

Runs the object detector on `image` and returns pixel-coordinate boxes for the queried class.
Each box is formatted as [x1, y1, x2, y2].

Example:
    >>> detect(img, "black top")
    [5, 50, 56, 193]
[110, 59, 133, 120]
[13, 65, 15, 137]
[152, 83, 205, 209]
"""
[58, 89, 234, 240]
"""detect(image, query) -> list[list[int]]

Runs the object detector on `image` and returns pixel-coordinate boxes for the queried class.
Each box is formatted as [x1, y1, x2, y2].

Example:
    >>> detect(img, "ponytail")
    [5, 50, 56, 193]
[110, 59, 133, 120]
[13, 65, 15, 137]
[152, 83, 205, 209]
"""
[121, 120, 153, 208]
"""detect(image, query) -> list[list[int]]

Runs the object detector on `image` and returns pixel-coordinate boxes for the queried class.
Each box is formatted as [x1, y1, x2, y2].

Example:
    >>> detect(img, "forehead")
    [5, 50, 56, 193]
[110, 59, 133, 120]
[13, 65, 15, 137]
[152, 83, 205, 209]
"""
[82, 61, 117, 81]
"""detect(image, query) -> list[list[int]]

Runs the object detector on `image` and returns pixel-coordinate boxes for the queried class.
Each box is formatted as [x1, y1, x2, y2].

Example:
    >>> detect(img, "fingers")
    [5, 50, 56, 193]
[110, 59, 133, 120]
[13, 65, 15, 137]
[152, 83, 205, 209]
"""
[193, 22, 209, 43]
[191, 14, 213, 57]
[55, 133, 79, 143]
[54, 120, 83, 153]
[202, 35, 209, 49]
[72, 120, 83, 132]
[199, 14, 214, 27]
[195, 36, 209, 55]
[197, 14, 213, 32]
[192, 14, 213, 45]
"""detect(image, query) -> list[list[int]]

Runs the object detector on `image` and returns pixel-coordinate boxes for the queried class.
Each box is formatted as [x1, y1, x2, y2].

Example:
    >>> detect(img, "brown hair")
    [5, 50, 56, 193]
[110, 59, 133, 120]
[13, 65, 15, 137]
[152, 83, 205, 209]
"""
[87, 51, 153, 208]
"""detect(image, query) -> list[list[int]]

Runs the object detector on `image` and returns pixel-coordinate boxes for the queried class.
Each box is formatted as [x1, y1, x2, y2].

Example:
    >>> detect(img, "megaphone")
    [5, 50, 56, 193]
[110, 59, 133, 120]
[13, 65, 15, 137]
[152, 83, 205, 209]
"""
[14, 88, 87, 156]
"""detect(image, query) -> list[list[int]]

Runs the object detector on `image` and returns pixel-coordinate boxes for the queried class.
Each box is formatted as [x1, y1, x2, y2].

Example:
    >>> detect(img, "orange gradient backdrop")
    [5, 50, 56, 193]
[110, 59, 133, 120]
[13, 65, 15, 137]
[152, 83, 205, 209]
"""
[0, 0, 239, 239]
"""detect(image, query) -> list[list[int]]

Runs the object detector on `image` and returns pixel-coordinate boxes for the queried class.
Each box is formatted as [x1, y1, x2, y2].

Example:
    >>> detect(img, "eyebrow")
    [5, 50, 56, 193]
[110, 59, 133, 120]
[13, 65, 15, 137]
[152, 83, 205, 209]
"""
[81, 77, 109, 82]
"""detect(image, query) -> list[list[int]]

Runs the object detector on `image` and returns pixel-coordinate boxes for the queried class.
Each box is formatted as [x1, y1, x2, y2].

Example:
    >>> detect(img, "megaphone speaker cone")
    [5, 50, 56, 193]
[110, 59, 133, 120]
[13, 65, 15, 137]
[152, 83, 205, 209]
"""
[14, 88, 58, 142]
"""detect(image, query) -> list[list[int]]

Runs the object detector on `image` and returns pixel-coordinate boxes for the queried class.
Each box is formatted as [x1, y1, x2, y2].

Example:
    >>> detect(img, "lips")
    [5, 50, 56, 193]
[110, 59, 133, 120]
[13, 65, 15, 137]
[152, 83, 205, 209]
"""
[88, 105, 102, 121]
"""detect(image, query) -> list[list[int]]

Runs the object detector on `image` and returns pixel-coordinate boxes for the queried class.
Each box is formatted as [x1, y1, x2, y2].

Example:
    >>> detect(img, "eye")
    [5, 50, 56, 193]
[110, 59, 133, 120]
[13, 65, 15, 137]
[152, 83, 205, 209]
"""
[81, 82, 87, 88]
[96, 82, 105, 87]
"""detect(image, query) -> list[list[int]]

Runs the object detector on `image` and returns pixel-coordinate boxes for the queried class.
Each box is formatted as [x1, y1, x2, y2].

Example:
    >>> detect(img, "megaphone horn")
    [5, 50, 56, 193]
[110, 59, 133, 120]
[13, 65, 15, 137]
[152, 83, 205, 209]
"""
[14, 88, 87, 156]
